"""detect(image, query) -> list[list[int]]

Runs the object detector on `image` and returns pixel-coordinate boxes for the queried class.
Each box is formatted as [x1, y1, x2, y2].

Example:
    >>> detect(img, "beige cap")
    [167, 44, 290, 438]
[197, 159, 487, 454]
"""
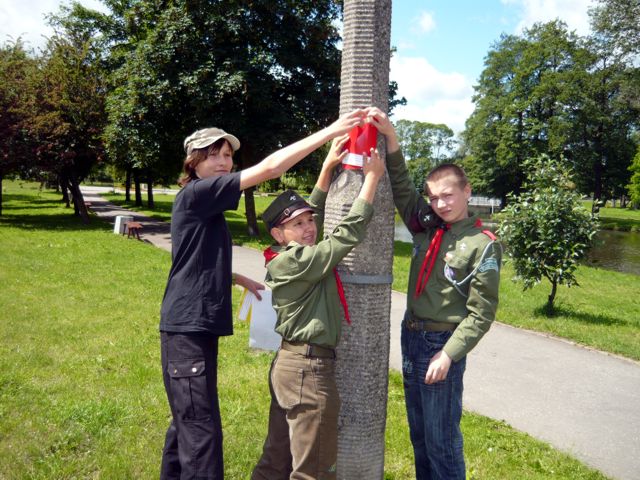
[183, 127, 241, 155]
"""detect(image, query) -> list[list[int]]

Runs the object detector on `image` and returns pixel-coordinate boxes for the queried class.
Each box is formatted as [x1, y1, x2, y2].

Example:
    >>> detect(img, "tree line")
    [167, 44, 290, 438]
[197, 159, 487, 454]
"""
[1, 0, 639, 226]
[394, 0, 640, 210]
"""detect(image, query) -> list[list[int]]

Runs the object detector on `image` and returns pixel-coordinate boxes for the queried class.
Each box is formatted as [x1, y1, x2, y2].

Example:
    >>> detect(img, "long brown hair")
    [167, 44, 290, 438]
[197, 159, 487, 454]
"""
[178, 138, 232, 187]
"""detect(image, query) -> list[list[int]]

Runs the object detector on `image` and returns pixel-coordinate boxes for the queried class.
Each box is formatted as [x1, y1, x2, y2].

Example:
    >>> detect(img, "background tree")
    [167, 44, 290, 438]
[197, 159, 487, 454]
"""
[464, 20, 638, 204]
[0, 40, 39, 216]
[590, 0, 640, 61]
[497, 154, 599, 313]
[94, 0, 343, 231]
[627, 147, 640, 209]
[395, 119, 456, 191]
[23, 27, 107, 222]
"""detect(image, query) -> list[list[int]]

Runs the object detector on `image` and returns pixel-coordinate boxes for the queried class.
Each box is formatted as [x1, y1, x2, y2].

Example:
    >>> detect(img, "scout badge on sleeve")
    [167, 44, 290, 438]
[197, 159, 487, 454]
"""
[342, 122, 378, 170]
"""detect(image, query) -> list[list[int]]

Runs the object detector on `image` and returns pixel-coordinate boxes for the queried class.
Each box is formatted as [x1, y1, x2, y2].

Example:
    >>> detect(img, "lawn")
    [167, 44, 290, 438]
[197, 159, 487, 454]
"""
[583, 200, 640, 232]
[0, 181, 612, 478]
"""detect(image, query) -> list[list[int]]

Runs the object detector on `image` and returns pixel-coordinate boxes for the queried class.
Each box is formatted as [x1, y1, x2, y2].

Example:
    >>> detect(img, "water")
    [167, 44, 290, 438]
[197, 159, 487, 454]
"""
[394, 220, 640, 276]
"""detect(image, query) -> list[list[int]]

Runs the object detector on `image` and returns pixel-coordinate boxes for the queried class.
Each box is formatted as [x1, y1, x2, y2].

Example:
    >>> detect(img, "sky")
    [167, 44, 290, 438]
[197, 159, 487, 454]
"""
[0, 0, 598, 135]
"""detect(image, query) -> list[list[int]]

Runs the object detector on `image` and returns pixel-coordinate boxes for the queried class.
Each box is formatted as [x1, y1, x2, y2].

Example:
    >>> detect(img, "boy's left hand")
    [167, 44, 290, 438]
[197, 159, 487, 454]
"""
[234, 273, 265, 300]
[323, 134, 349, 170]
[424, 350, 452, 384]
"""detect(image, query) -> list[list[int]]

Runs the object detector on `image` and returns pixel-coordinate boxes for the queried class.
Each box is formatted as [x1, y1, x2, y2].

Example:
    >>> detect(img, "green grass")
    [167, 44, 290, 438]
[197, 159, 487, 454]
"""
[0, 181, 611, 478]
[583, 200, 640, 232]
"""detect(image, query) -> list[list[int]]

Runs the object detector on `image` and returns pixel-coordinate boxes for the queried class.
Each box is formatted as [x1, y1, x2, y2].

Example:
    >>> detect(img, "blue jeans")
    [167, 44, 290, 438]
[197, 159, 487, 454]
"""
[401, 322, 466, 480]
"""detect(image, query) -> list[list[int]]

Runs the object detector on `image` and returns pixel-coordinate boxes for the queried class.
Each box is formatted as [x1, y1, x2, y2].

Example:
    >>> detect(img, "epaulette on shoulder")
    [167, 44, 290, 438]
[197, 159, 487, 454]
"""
[474, 218, 497, 241]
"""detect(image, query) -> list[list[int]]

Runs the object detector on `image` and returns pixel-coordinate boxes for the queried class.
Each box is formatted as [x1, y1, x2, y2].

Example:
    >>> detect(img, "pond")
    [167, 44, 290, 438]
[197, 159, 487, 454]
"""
[394, 220, 640, 276]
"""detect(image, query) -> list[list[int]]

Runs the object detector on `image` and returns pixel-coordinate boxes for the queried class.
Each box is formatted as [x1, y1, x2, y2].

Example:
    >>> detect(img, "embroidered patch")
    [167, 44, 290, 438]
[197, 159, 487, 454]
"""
[444, 264, 456, 281]
[478, 257, 499, 273]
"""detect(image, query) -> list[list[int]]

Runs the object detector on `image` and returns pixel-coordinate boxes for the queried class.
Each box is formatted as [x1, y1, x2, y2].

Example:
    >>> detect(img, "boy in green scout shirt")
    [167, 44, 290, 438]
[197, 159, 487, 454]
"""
[251, 135, 385, 480]
[368, 108, 501, 480]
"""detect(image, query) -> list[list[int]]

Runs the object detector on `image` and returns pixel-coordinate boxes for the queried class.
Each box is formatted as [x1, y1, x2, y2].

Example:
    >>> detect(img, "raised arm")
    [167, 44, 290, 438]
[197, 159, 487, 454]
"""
[239, 110, 366, 191]
[315, 134, 349, 193]
[367, 107, 429, 232]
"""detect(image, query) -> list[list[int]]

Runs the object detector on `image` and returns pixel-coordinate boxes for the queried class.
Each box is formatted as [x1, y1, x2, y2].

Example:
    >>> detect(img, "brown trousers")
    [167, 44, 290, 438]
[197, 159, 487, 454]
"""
[252, 348, 340, 480]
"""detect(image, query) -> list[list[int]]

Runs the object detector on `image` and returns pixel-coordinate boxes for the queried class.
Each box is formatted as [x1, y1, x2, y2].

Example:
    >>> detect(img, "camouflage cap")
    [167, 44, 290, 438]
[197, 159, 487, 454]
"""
[262, 190, 315, 230]
[183, 127, 240, 155]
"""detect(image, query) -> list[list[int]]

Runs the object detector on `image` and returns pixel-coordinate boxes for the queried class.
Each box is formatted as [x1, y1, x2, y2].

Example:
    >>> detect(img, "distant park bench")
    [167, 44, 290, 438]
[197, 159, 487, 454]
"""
[125, 221, 143, 240]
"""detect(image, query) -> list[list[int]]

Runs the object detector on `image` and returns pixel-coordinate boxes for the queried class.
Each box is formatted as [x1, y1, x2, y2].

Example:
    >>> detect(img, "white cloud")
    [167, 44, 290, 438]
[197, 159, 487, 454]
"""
[0, 0, 107, 51]
[418, 11, 436, 33]
[503, 0, 596, 35]
[390, 55, 475, 135]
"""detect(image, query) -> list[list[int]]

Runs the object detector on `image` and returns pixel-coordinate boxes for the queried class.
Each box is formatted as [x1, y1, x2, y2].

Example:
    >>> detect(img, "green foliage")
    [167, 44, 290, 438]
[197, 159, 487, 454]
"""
[627, 148, 640, 208]
[394, 119, 457, 193]
[0, 40, 39, 184]
[406, 157, 430, 193]
[463, 20, 638, 202]
[497, 155, 599, 311]
[590, 0, 640, 60]
[395, 119, 456, 163]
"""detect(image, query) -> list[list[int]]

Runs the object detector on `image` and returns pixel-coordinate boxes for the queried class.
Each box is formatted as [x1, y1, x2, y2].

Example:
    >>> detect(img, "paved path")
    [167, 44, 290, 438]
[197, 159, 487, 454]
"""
[82, 186, 640, 480]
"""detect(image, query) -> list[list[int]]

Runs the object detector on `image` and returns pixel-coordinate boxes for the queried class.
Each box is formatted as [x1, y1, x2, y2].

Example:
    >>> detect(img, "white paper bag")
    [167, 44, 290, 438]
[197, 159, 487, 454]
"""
[238, 289, 281, 352]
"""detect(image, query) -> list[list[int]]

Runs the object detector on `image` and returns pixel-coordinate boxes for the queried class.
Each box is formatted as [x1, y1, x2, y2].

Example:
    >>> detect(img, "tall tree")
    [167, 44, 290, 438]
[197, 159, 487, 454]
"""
[99, 0, 343, 229]
[0, 40, 39, 215]
[324, 1, 393, 478]
[24, 27, 107, 222]
[590, 0, 640, 60]
[463, 20, 637, 204]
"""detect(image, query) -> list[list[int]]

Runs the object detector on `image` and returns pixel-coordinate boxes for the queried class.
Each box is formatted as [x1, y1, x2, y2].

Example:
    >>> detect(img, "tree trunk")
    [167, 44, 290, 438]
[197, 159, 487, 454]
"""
[147, 178, 155, 209]
[547, 277, 558, 314]
[125, 167, 132, 202]
[134, 172, 142, 207]
[60, 174, 71, 208]
[68, 174, 89, 224]
[325, 1, 394, 478]
[244, 186, 260, 237]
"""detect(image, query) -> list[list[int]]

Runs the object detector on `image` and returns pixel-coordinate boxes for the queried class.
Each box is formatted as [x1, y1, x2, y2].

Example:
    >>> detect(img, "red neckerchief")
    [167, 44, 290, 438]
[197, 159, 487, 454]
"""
[414, 224, 450, 299]
[263, 246, 351, 325]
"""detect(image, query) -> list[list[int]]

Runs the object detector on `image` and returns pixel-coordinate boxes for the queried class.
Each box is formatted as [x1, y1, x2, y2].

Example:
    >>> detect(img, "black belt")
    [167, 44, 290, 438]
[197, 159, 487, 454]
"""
[281, 340, 336, 359]
[405, 312, 457, 332]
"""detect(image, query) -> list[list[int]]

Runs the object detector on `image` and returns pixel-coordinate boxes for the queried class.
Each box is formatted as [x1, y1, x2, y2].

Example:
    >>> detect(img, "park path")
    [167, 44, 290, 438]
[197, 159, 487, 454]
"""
[82, 186, 640, 480]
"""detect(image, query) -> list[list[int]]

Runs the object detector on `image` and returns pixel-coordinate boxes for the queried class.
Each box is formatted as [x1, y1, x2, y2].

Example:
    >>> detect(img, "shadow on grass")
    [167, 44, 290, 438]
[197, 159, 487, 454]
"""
[0, 212, 113, 232]
[1, 194, 113, 232]
[534, 304, 628, 327]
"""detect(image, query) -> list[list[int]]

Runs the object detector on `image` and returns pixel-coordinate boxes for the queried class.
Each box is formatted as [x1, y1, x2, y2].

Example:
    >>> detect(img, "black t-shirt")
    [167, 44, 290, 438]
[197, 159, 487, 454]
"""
[160, 172, 242, 335]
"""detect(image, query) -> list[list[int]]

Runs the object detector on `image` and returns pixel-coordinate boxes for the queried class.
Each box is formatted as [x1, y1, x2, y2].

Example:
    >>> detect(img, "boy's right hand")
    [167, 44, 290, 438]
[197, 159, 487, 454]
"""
[366, 107, 394, 137]
[328, 109, 367, 137]
[363, 148, 385, 179]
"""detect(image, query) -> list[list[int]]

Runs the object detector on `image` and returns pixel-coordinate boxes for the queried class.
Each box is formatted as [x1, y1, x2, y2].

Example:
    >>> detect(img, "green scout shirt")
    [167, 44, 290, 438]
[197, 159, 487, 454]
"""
[265, 187, 374, 348]
[387, 150, 501, 362]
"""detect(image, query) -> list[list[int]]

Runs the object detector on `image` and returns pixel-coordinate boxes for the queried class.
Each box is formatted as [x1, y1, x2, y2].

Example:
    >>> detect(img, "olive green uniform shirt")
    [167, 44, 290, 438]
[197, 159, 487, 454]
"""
[387, 150, 501, 362]
[265, 187, 374, 348]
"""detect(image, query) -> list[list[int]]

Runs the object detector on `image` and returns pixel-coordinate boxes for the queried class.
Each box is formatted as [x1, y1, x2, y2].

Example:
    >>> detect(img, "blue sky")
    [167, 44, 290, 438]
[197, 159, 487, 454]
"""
[389, 0, 596, 133]
[1, 0, 597, 134]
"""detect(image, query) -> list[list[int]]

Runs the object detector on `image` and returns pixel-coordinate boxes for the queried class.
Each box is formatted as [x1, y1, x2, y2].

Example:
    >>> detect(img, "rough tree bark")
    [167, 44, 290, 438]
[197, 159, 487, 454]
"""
[324, 1, 394, 478]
